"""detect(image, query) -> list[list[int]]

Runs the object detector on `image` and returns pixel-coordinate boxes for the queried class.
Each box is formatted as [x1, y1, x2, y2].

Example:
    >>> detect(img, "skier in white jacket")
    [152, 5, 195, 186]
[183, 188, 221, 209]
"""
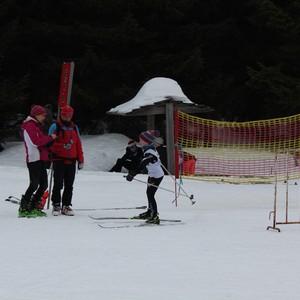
[126, 130, 164, 225]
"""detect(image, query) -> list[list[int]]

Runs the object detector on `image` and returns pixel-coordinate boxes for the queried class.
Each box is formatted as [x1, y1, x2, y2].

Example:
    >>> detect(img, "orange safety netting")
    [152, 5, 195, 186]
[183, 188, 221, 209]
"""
[176, 111, 300, 183]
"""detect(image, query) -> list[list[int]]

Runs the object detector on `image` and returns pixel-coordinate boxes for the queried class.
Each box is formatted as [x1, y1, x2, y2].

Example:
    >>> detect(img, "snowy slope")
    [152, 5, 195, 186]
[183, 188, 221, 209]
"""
[1, 134, 300, 300]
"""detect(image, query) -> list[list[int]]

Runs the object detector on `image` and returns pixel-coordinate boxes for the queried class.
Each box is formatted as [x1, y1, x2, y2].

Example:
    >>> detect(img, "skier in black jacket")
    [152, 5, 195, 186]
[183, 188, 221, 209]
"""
[109, 140, 143, 172]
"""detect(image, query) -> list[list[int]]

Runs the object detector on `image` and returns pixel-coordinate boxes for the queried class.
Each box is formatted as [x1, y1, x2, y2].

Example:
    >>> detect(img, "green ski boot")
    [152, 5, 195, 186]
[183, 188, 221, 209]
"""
[29, 194, 47, 217]
[18, 209, 37, 218]
[18, 195, 37, 218]
[31, 209, 47, 217]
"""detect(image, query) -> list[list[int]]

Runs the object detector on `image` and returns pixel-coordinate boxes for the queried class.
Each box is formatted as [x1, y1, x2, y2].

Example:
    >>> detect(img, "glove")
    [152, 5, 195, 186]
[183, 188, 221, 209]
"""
[78, 162, 84, 170]
[126, 171, 136, 182]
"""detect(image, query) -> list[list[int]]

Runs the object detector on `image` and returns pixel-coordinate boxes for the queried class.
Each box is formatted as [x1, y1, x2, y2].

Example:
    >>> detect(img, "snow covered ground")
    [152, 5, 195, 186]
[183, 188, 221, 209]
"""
[1, 134, 300, 300]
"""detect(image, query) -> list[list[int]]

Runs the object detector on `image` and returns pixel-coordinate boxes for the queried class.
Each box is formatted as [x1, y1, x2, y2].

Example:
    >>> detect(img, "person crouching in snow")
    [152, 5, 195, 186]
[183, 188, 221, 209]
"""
[109, 140, 143, 173]
[126, 130, 164, 225]
[20, 105, 57, 218]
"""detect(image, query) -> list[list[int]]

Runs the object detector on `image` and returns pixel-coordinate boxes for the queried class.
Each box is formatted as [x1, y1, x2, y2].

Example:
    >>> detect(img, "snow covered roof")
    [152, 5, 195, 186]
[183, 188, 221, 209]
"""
[107, 77, 212, 116]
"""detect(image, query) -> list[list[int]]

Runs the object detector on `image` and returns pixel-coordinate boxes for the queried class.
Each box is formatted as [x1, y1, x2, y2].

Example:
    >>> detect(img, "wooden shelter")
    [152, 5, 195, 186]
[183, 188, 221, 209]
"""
[107, 77, 212, 174]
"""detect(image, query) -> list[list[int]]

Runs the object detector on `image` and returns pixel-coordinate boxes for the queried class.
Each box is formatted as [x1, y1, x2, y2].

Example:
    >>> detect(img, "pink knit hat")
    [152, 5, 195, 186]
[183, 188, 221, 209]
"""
[139, 130, 161, 144]
[30, 105, 47, 117]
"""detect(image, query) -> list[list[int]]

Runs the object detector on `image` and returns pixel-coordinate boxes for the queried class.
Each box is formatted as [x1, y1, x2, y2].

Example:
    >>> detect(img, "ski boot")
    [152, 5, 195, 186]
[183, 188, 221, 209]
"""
[30, 194, 47, 217]
[31, 208, 47, 217]
[18, 195, 37, 218]
[52, 205, 61, 216]
[62, 205, 74, 216]
[138, 209, 151, 219]
[146, 213, 160, 225]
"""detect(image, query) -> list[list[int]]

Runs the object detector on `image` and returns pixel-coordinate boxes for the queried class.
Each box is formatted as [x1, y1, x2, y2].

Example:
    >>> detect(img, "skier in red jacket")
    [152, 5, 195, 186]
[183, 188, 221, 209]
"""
[20, 105, 57, 218]
[48, 105, 84, 216]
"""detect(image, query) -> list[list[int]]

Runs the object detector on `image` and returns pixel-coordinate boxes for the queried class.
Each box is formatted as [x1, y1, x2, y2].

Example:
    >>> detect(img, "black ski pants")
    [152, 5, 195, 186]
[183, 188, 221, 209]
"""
[51, 160, 76, 207]
[24, 160, 48, 201]
[146, 176, 163, 216]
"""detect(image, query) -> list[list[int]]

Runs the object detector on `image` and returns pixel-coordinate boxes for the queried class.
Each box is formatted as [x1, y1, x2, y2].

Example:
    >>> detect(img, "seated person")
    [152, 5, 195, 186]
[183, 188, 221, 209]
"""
[109, 140, 143, 172]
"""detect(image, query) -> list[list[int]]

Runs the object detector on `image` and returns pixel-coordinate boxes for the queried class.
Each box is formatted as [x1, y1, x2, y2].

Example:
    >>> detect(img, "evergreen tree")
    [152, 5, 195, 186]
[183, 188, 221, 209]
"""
[0, 0, 299, 137]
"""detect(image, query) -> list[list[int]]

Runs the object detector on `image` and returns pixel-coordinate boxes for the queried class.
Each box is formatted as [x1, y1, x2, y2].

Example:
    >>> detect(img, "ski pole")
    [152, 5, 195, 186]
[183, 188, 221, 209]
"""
[47, 162, 54, 209]
[125, 176, 195, 204]
[160, 163, 195, 204]
[74, 205, 147, 211]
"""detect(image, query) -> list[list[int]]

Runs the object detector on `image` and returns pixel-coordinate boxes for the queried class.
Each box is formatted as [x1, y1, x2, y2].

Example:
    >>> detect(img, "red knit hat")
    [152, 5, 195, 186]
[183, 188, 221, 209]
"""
[128, 140, 136, 148]
[61, 105, 74, 118]
[30, 105, 47, 117]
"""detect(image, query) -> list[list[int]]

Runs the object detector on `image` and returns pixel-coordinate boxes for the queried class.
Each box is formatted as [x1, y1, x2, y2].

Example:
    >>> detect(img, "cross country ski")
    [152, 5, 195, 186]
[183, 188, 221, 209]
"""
[5, 197, 147, 211]
[89, 215, 181, 222]
[5, 196, 21, 204]
[98, 222, 184, 229]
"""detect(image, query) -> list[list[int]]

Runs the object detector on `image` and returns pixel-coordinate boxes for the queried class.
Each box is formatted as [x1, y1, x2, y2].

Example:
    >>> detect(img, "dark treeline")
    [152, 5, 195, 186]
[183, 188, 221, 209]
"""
[0, 0, 299, 140]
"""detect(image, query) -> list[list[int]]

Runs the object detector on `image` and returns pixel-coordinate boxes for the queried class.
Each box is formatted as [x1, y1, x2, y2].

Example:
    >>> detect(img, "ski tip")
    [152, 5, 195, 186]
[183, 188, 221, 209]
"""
[98, 223, 130, 229]
[98, 224, 109, 229]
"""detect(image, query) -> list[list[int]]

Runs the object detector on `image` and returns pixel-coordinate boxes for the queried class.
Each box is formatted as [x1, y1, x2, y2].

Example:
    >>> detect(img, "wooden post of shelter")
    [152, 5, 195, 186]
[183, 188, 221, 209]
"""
[165, 102, 175, 175]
